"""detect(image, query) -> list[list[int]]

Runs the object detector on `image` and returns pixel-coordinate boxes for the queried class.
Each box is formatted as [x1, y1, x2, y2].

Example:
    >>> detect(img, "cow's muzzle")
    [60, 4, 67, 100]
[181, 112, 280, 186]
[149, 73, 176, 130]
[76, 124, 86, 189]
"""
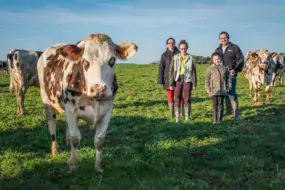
[88, 84, 108, 98]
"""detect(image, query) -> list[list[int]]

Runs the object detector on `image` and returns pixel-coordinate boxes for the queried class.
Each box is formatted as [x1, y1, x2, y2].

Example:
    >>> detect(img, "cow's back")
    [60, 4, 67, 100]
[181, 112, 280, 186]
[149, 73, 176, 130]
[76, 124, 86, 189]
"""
[37, 45, 68, 114]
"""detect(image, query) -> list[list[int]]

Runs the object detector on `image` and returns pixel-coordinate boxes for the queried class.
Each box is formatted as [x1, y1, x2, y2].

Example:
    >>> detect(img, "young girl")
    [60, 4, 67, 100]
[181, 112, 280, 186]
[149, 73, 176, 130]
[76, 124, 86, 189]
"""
[169, 40, 197, 123]
[205, 53, 231, 124]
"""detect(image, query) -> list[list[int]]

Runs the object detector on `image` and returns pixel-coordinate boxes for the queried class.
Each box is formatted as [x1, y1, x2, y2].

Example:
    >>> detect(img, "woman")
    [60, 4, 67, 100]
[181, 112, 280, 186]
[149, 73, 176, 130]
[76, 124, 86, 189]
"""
[169, 40, 197, 123]
[205, 53, 231, 124]
[158, 37, 180, 118]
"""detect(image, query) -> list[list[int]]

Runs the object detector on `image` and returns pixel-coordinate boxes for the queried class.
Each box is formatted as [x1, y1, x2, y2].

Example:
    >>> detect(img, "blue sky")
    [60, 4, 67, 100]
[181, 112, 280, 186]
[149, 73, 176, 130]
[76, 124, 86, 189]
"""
[1, 0, 285, 64]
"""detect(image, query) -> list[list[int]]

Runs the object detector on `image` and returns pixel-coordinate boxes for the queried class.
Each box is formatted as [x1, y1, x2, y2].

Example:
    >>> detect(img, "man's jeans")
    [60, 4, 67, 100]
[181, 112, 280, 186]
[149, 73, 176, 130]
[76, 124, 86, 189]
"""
[225, 76, 240, 120]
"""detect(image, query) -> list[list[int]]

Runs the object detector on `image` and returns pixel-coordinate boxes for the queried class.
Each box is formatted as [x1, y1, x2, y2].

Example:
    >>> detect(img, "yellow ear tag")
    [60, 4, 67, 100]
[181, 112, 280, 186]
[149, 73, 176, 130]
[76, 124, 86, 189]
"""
[124, 49, 128, 57]
[71, 52, 77, 60]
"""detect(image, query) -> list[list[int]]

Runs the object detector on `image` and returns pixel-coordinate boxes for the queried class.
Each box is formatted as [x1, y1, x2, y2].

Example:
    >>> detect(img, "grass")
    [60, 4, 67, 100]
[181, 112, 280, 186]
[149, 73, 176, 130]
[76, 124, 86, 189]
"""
[0, 64, 285, 189]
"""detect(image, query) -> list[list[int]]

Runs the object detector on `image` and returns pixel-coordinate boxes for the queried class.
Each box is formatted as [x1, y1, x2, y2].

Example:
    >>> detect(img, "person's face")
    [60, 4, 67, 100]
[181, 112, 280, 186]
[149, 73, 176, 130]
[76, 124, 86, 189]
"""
[212, 55, 221, 66]
[219, 33, 229, 46]
[167, 39, 175, 50]
[179, 44, 187, 55]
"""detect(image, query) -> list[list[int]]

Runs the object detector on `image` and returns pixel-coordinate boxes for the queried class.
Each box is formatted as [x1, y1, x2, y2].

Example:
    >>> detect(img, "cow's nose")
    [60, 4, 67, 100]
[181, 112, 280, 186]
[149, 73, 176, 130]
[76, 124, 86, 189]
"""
[89, 84, 108, 97]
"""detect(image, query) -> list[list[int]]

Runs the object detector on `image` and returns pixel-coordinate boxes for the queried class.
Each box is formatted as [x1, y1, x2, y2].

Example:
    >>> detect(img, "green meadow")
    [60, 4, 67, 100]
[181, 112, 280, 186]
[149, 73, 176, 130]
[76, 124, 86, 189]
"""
[0, 64, 285, 189]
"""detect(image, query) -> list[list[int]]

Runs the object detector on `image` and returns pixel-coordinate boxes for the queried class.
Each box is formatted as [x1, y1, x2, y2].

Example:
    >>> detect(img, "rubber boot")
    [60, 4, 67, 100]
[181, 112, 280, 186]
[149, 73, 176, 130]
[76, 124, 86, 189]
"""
[180, 103, 184, 117]
[223, 96, 232, 117]
[213, 110, 217, 124]
[231, 99, 240, 121]
[168, 102, 174, 118]
[217, 108, 223, 124]
[185, 106, 190, 121]
[175, 106, 180, 123]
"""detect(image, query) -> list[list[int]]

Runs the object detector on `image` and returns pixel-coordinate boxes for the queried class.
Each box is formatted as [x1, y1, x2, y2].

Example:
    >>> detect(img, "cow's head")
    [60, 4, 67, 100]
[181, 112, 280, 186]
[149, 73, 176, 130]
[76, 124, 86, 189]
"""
[255, 49, 277, 71]
[59, 33, 138, 99]
[7, 50, 20, 69]
[246, 50, 277, 84]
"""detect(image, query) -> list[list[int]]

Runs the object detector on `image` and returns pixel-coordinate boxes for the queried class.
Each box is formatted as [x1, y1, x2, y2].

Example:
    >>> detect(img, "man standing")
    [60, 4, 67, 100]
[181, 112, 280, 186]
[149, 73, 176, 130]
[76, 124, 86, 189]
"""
[214, 31, 244, 121]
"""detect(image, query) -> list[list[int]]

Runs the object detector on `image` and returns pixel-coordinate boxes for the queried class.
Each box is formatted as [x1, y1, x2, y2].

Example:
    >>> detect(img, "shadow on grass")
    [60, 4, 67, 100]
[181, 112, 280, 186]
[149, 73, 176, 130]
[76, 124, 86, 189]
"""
[1, 104, 285, 189]
[115, 97, 210, 109]
[0, 83, 9, 88]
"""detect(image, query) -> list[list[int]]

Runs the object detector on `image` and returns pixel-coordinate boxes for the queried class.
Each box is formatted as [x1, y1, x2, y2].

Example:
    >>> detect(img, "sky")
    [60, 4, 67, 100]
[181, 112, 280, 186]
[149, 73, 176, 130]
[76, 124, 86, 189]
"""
[0, 0, 285, 64]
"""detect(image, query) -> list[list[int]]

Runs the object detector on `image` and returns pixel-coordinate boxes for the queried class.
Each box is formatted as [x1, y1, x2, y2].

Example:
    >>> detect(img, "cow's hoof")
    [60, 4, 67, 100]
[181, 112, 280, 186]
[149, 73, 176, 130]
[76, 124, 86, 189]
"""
[51, 142, 60, 157]
[95, 165, 104, 173]
[17, 110, 25, 115]
[69, 165, 78, 172]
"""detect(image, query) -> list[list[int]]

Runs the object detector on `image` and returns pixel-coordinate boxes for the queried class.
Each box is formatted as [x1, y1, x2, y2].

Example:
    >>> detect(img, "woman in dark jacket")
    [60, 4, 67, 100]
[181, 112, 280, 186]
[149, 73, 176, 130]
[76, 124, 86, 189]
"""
[158, 37, 180, 117]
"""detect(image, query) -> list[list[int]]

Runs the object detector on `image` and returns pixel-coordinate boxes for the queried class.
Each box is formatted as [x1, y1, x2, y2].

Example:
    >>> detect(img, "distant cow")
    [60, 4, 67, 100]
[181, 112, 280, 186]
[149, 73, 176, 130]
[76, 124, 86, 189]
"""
[7, 49, 42, 115]
[0, 61, 8, 75]
[271, 53, 285, 86]
[37, 33, 138, 172]
[243, 49, 277, 104]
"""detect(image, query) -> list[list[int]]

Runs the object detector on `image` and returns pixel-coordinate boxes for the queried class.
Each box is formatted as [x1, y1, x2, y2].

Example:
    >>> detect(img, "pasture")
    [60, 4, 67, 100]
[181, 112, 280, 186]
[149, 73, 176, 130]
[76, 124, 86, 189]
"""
[0, 64, 285, 189]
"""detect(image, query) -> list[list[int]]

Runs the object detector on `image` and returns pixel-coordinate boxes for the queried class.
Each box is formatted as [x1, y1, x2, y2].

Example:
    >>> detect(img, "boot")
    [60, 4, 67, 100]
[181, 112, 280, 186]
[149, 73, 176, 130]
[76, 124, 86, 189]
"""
[180, 103, 184, 117]
[185, 106, 190, 121]
[223, 96, 232, 117]
[168, 102, 174, 118]
[231, 99, 240, 121]
[213, 110, 217, 124]
[217, 108, 223, 124]
[175, 106, 180, 123]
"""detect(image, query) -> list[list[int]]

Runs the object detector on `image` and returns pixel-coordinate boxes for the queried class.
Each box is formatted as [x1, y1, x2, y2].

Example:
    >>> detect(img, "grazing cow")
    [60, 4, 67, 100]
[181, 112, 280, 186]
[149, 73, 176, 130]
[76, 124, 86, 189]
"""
[243, 49, 277, 105]
[0, 61, 8, 75]
[271, 53, 285, 86]
[7, 49, 43, 115]
[37, 33, 138, 172]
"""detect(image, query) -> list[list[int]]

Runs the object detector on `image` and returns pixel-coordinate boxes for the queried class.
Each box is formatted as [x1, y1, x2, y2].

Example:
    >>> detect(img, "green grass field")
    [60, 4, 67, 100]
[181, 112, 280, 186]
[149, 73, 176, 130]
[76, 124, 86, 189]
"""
[0, 64, 285, 189]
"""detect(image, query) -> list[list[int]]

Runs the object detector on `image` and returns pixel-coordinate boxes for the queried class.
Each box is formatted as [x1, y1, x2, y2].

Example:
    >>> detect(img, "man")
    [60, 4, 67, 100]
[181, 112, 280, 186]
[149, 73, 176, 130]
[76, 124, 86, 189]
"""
[214, 31, 244, 121]
[158, 37, 180, 118]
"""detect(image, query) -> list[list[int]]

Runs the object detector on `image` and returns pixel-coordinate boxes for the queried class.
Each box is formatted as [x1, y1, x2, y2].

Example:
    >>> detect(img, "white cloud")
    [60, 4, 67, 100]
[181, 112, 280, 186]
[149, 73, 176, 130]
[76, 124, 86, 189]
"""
[240, 24, 252, 30]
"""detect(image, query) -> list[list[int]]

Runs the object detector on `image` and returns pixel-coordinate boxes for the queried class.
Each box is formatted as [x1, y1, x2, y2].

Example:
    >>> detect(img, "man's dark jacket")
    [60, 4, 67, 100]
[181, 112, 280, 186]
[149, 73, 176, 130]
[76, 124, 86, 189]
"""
[214, 42, 244, 76]
[158, 47, 180, 90]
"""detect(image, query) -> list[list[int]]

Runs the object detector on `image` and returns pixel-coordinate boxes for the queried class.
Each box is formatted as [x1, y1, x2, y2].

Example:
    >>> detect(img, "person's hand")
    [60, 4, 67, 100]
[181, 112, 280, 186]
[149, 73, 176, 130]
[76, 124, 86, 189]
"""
[192, 86, 196, 91]
[207, 90, 210, 94]
[169, 86, 173, 90]
[230, 69, 236, 76]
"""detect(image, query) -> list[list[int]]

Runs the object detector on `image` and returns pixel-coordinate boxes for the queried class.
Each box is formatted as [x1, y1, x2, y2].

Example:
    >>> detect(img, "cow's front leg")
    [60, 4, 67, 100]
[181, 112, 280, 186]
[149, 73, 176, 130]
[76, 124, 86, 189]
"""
[9, 72, 14, 93]
[15, 84, 26, 115]
[94, 102, 113, 172]
[265, 85, 270, 104]
[44, 104, 59, 156]
[248, 79, 253, 97]
[65, 104, 81, 172]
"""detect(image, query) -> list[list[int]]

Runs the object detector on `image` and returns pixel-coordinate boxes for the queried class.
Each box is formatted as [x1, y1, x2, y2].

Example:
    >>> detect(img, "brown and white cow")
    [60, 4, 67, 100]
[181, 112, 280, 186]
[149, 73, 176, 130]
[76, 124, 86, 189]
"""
[243, 49, 277, 105]
[37, 33, 138, 172]
[7, 49, 42, 115]
[271, 53, 285, 86]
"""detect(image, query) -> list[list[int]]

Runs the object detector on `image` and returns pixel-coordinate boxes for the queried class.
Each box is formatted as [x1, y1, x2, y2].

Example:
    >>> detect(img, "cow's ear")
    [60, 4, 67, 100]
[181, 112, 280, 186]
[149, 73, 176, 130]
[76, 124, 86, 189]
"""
[59, 45, 83, 61]
[251, 52, 259, 59]
[115, 42, 138, 60]
[270, 52, 277, 58]
[76, 40, 85, 48]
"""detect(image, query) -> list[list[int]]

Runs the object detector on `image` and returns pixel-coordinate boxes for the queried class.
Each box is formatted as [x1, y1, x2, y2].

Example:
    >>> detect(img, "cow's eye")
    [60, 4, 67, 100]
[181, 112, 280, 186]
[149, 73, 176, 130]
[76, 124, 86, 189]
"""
[82, 58, 90, 71]
[108, 57, 116, 68]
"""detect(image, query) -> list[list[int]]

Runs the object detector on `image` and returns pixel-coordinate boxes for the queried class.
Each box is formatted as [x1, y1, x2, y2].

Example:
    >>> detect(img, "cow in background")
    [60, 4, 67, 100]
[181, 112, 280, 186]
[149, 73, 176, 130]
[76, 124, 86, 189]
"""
[37, 33, 138, 172]
[0, 61, 8, 75]
[271, 53, 285, 86]
[7, 49, 42, 115]
[243, 49, 277, 105]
